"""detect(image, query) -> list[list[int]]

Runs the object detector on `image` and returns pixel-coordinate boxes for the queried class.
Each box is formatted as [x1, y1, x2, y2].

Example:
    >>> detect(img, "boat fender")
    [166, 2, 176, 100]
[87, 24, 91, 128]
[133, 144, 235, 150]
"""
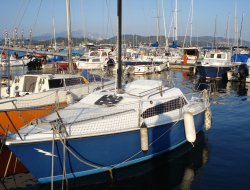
[227, 70, 234, 81]
[66, 91, 74, 104]
[140, 122, 148, 152]
[184, 112, 196, 144]
[204, 108, 212, 130]
[167, 61, 170, 69]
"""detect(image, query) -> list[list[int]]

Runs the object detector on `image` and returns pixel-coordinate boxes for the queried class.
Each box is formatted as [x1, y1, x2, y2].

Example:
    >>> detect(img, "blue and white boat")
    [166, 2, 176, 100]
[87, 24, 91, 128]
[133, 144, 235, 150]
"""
[196, 50, 234, 79]
[5, 0, 210, 184]
[227, 53, 250, 81]
[5, 78, 210, 183]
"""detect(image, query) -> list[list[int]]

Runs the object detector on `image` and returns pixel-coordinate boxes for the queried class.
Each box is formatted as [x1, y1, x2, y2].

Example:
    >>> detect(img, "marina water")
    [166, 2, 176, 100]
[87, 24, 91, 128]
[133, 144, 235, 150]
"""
[1, 67, 250, 190]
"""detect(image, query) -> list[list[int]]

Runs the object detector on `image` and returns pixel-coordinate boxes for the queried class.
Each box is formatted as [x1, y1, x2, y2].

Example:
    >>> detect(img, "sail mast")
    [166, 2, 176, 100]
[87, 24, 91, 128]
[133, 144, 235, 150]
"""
[234, 0, 238, 47]
[156, 0, 160, 42]
[174, 0, 178, 43]
[52, 16, 57, 51]
[162, 0, 168, 49]
[213, 15, 217, 49]
[190, 0, 193, 46]
[238, 14, 244, 46]
[225, 16, 230, 47]
[117, 0, 122, 91]
[66, 0, 73, 73]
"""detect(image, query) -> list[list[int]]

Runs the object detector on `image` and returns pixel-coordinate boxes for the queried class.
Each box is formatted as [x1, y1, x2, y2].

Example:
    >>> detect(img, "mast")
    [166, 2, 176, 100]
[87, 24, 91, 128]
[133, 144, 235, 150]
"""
[189, 0, 193, 47]
[234, 0, 238, 47]
[162, 0, 168, 49]
[225, 16, 230, 47]
[21, 30, 24, 47]
[156, 0, 160, 42]
[52, 16, 57, 51]
[29, 29, 32, 49]
[4, 30, 8, 46]
[66, 0, 73, 73]
[173, 0, 178, 43]
[117, 0, 122, 91]
[213, 15, 217, 49]
[238, 14, 243, 46]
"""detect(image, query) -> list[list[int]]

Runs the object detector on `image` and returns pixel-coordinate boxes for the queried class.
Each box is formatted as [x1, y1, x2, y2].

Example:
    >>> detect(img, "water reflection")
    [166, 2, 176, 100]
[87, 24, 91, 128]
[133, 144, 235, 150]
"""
[194, 78, 249, 98]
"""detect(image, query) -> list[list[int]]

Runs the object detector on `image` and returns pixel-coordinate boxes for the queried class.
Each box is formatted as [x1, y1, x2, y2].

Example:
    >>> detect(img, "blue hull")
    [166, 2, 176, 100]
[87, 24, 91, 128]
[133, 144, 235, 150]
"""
[8, 112, 204, 183]
[197, 66, 231, 79]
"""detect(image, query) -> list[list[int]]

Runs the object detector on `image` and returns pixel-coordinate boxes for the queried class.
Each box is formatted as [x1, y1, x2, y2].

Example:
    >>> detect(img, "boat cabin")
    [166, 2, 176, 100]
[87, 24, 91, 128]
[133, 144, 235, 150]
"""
[8, 74, 84, 97]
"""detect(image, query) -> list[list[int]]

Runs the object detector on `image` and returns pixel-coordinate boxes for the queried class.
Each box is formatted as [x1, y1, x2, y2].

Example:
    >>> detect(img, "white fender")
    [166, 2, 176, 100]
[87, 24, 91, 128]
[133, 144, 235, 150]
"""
[184, 112, 196, 143]
[140, 122, 148, 151]
[66, 91, 74, 104]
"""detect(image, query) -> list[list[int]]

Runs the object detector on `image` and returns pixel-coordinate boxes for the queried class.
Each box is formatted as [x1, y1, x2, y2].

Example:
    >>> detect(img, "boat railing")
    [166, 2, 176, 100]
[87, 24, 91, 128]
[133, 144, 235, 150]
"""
[185, 89, 210, 108]
[48, 109, 137, 127]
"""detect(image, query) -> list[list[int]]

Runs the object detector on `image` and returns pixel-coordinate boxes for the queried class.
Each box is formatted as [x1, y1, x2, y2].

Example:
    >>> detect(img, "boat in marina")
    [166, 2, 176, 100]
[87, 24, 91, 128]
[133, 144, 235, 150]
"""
[227, 54, 250, 82]
[196, 50, 234, 79]
[182, 47, 200, 65]
[76, 48, 116, 70]
[123, 52, 167, 75]
[5, 78, 210, 183]
[1, 54, 32, 67]
[5, 1, 211, 184]
[0, 73, 114, 135]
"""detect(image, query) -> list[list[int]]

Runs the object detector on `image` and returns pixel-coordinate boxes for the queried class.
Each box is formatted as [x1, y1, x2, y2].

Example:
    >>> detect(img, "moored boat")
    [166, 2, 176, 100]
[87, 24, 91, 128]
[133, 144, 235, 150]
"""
[5, 79, 210, 183]
[196, 50, 233, 80]
[0, 73, 114, 135]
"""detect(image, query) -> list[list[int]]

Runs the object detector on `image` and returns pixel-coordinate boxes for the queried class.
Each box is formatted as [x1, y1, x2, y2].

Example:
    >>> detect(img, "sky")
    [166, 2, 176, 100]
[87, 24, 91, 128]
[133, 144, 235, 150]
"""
[0, 0, 250, 42]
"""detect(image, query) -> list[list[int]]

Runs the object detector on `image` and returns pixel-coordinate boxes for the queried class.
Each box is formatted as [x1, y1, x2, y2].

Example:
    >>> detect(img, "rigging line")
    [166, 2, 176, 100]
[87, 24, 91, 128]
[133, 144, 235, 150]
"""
[32, 0, 43, 31]
[79, 0, 87, 42]
[12, 0, 26, 30]
[16, 0, 31, 30]
[183, 0, 192, 48]
[105, 0, 115, 38]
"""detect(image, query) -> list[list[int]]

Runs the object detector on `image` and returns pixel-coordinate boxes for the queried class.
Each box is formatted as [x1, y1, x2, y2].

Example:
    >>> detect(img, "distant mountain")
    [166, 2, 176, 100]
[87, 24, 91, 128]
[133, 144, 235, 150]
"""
[33, 30, 106, 41]
[1, 33, 250, 47]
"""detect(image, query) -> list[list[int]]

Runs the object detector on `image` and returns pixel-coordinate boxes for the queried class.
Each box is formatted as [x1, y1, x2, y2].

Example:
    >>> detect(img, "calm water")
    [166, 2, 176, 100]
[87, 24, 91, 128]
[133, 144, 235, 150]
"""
[1, 67, 250, 190]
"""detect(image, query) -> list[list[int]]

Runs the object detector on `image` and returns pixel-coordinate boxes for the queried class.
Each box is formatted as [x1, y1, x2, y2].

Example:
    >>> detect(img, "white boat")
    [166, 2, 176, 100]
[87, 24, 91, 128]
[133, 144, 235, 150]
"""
[1, 54, 32, 67]
[76, 49, 116, 70]
[123, 53, 167, 75]
[163, 50, 182, 64]
[0, 73, 114, 135]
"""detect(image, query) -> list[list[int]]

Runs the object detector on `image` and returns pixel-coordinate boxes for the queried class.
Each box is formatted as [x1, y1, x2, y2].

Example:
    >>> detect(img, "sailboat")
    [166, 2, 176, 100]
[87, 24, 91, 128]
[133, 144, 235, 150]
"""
[5, 0, 211, 184]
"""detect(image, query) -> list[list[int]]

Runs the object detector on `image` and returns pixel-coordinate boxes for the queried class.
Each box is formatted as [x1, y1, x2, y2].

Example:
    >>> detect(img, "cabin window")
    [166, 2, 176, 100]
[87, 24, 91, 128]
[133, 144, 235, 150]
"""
[48, 79, 64, 89]
[80, 58, 89, 61]
[141, 97, 187, 119]
[23, 76, 38, 92]
[65, 78, 82, 86]
[90, 52, 101, 56]
[210, 54, 214, 58]
[92, 59, 100, 62]
[217, 54, 222, 59]
[102, 52, 107, 56]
